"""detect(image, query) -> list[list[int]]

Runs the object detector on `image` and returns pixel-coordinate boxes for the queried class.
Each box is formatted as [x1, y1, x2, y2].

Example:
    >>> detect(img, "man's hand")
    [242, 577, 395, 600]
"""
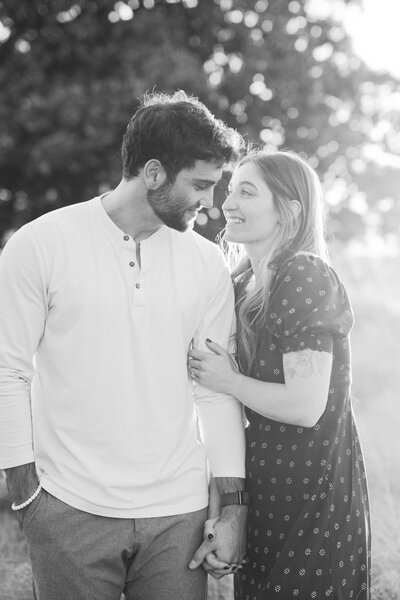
[189, 505, 247, 579]
[4, 462, 39, 505]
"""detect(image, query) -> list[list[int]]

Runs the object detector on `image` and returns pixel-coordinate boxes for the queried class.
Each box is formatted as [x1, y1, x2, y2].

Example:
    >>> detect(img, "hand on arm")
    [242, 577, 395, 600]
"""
[191, 340, 333, 428]
[189, 339, 239, 393]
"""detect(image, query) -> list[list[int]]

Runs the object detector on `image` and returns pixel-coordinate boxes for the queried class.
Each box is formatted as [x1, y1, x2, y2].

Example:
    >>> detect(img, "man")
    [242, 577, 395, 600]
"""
[0, 90, 248, 600]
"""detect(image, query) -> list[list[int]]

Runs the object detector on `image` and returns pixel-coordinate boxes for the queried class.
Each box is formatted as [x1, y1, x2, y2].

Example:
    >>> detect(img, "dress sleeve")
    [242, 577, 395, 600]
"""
[267, 255, 354, 354]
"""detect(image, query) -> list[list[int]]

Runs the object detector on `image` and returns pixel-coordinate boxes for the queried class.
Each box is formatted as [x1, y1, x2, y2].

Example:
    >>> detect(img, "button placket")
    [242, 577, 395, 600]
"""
[122, 234, 137, 270]
[121, 234, 144, 307]
[133, 273, 144, 312]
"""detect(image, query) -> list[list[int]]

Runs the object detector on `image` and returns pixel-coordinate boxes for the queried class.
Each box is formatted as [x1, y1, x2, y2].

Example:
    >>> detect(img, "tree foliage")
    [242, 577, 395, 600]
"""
[0, 0, 399, 247]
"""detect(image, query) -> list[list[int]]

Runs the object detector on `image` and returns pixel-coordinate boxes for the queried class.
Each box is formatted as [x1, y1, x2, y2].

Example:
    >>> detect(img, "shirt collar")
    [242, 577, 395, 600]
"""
[92, 195, 168, 247]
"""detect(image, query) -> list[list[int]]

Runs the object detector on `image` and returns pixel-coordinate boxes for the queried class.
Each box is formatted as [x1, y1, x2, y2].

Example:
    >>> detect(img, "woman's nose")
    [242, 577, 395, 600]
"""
[222, 192, 235, 211]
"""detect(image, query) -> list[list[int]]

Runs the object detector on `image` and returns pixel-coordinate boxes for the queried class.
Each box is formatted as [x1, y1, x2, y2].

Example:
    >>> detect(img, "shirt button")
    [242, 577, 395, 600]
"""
[123, 235, 129, 241]
[129, 261, 135, 267]
[135, 283, 140, 289]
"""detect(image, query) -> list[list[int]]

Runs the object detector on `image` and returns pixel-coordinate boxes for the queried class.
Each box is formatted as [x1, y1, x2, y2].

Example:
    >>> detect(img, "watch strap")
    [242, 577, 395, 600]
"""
[220, 491, 250, 507]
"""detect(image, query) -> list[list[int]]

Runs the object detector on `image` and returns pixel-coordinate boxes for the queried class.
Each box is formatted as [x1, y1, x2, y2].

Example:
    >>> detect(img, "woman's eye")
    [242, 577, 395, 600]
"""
[241, 189, 252, 196]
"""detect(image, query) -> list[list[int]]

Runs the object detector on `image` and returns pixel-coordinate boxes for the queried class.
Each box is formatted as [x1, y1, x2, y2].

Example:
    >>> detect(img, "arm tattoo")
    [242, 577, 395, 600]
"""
[284, 349, 326, 379]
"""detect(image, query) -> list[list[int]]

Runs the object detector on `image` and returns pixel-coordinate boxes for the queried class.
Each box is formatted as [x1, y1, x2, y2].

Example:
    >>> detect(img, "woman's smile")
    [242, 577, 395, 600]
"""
[225, 215, 245, 225]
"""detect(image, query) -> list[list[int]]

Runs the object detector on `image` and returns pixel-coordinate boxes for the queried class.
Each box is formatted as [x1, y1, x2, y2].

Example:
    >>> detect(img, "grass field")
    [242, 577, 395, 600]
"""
[0, 251, 399, 599]
[336, 252, 400, 600]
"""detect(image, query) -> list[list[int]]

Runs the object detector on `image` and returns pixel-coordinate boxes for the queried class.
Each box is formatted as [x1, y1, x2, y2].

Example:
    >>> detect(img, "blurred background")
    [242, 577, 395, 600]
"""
[0, 0, 399, 598]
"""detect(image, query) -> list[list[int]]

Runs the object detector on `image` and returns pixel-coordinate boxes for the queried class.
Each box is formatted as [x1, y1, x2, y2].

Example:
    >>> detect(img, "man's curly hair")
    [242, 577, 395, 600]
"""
[121, 90, 245, 182]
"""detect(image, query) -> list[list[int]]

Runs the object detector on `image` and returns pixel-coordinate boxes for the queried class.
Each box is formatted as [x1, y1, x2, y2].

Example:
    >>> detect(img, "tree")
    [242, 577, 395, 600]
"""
[0, 0, 399, 247]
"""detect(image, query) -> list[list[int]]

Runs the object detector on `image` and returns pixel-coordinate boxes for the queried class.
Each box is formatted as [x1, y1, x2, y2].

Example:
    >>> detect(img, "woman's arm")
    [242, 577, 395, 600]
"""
[189, 341, 332, 428]
[232, 348, 332, 427]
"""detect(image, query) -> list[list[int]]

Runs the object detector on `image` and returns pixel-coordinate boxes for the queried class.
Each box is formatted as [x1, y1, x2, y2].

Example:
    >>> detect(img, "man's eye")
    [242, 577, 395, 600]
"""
[195, 184, 208, 191]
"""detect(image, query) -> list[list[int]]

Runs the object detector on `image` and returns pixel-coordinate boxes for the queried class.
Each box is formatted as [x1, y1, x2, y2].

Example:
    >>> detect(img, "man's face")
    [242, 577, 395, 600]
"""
[147, 160, 223, 232]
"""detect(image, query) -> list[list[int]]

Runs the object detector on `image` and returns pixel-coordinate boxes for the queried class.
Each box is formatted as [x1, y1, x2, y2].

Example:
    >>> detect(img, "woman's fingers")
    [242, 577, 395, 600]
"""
[188, 357, 201, 379]
[205, 339, 229, 357]
[204, 552, 231, 571]
[188, 358, 202, 369]
[188, 358, 201, 381]
[189, 348, 207, 360]
[204, 553, 244, 577]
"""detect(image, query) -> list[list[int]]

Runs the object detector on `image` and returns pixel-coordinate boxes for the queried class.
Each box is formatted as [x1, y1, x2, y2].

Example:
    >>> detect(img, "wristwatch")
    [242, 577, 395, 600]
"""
[220, 491, 250, 507]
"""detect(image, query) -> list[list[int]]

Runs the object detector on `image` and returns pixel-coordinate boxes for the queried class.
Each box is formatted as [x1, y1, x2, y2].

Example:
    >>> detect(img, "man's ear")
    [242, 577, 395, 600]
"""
[143, 160, 167, 190]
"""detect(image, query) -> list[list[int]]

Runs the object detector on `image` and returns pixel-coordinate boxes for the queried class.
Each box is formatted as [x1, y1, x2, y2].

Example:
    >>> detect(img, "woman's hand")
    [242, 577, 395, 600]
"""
[188, 339, 240, 394]
[190, 512, 247, 578]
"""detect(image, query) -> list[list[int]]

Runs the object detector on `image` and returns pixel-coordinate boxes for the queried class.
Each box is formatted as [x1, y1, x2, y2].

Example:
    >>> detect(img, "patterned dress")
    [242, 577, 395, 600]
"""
[235, 254, 371, 600]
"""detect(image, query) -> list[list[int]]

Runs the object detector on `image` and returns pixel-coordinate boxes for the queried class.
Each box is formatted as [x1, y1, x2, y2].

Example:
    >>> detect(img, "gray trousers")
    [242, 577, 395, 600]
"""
[19, 487, 207, 600]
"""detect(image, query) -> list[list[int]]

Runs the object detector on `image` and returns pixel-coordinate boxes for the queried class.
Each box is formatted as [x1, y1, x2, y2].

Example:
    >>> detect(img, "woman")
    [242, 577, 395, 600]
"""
[189, 151, 371, 599]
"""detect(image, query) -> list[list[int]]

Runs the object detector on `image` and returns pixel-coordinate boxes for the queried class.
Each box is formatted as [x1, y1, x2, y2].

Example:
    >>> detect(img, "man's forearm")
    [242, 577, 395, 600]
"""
[214, 477, 248, 524]
[209, 476, 247, 520]
[210, 476, 248, 566]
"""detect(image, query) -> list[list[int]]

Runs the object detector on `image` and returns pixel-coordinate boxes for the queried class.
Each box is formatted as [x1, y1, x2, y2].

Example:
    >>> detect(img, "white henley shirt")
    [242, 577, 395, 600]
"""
[0, 196, 245, 518]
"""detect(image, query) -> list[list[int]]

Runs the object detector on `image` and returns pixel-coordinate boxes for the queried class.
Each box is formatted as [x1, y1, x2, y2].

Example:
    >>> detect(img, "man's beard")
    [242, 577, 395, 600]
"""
[147, 181, 197, 232]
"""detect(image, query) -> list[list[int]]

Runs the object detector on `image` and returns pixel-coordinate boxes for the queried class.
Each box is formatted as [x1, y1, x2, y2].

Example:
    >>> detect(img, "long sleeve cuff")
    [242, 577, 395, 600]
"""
[0, 391, 34, 469]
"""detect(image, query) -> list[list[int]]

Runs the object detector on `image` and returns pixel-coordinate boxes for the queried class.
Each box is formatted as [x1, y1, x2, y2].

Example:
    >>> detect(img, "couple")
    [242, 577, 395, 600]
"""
[0, 91, 370, 599]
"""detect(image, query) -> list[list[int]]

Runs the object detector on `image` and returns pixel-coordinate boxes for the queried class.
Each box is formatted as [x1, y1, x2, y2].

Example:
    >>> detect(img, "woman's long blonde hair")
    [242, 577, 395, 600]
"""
[221, 150, 329, 374]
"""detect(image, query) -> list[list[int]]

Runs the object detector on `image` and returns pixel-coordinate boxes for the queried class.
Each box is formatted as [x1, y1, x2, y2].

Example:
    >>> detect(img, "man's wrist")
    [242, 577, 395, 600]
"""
[4, 462, 38, 503]
[4, 462, 36, 478]
[214, 478, 249, 516]
[220, 491, 250, 507]
[220, 503, 248, 522]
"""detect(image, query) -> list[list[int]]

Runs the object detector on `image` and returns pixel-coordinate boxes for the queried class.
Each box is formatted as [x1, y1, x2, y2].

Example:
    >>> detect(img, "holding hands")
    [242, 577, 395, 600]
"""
[189, 511, 247, 578]
[188, 339, 241, 394]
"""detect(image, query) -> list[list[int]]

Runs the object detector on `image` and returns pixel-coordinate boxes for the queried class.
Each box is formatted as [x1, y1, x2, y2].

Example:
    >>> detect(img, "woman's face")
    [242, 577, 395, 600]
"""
[222, 161, 281, 246]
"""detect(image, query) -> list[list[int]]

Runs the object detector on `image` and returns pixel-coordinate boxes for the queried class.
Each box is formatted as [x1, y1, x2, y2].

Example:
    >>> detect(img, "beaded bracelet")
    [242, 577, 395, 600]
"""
[11, 483, 42, 511]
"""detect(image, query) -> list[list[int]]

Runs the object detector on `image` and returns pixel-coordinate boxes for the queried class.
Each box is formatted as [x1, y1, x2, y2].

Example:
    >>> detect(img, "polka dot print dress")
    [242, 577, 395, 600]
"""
[234, 255, 371, 600]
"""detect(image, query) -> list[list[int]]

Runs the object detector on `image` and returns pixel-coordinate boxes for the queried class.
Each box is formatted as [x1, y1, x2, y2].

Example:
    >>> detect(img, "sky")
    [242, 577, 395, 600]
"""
[346, 0, 400, 79]
[306, 0, 400, 80]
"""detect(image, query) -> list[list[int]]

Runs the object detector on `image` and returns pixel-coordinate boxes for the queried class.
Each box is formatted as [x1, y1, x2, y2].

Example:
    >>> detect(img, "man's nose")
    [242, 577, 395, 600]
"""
[201, 190, 214, 210]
